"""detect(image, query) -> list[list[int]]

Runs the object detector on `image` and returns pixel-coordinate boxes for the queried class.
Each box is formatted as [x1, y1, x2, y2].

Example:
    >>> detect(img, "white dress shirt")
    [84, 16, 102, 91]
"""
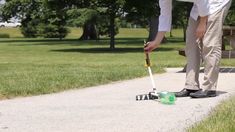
[158, 0, 231, 32]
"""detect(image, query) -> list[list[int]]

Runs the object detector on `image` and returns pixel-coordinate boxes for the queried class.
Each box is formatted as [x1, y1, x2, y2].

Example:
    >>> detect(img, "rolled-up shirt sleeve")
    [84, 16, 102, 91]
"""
[158, 0, 172, 32]
[195, 0, 210, 17]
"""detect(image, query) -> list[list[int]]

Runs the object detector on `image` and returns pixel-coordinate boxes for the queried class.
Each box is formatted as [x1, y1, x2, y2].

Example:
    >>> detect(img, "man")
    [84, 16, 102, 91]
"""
[144, 0, 232, 98]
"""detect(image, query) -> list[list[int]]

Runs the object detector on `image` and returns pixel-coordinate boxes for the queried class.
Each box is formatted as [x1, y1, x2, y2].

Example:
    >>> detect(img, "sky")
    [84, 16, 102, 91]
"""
[0, 0, 20, 22]
[0, 0, 5, 5]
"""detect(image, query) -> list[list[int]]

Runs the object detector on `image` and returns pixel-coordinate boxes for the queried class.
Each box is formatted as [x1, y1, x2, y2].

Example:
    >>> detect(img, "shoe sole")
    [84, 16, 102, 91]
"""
[190, 94, 217, 98]
[175, 95, 190, 97]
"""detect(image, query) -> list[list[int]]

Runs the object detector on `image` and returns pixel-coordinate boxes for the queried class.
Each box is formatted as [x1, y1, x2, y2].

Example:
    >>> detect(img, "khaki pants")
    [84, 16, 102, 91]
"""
[185, 1, 231, 91]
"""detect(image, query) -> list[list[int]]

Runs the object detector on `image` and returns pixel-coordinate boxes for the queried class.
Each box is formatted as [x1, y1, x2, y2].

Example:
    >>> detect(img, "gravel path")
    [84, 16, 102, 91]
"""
[0, 68, 235, 132]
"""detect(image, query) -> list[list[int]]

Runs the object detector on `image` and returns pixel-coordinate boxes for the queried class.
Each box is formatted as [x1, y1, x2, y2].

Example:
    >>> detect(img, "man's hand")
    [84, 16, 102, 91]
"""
[144, 31, 166, 53]
[196, 16, 208, 39]
[144, 41, 159, 53]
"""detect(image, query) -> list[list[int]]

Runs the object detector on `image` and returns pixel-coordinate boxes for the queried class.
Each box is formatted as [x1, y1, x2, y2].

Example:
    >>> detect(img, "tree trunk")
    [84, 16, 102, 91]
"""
[109, 13, 115, 49]
[148, 16, 159, 41]
[148, 16, 167, 43]
[183, 26, 186, 42]
[80, 21, 97, 40]
[170, 31, 173, 37]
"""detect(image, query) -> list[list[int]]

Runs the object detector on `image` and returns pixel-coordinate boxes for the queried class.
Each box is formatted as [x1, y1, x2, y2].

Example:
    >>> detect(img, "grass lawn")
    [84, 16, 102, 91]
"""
[188, 96, 235, 132]
[0, 27, 234, 99]
[0, 28, 182, 99]
[0, 27, 235, 131]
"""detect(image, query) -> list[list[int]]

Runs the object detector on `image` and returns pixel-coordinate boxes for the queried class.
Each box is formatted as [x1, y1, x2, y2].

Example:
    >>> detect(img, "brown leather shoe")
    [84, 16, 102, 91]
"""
[175, 88, 200, 97]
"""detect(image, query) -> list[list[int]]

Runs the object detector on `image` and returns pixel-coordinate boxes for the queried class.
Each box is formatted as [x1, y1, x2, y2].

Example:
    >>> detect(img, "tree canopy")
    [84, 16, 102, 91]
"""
[0, 0, 234, 47]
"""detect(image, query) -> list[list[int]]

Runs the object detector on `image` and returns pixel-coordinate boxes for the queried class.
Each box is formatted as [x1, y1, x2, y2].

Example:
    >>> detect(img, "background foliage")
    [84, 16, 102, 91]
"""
[0, 0, 234, 43]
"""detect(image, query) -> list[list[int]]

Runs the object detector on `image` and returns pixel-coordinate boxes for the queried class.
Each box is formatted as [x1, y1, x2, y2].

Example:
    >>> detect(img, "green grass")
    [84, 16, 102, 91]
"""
[0, 27, 23, 38]
[188, 96, 235, 132]
[0, 28, 234, 99]
[0, 28, 183, 98]
[0, 33, 10, 38]
[1, 27, 235, 131]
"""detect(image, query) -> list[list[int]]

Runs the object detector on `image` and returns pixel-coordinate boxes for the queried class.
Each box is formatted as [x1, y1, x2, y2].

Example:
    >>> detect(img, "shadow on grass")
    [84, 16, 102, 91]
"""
[51, 47, 175, 53]
[0, 38, 87, 46]
[0, 37, 142, 43]
[0, 37, 184, 46]
[0, 38, 63, 43]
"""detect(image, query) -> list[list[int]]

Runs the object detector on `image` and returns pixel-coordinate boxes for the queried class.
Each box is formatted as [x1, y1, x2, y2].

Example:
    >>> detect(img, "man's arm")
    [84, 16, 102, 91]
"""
[196, 0, 210, 17]
[194, 0, 210, 40]
[158, 0, 172, 32]
[144, 0, 172, 53]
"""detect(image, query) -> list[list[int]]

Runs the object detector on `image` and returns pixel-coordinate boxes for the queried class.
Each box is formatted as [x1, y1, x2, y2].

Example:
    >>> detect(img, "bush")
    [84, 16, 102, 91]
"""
[20, 20, 69, 39]
[39, 24, 69, 39]
[21, 19, 40, 38]
[19, 11, 69, 39]
[0, 33, 10, 38]
[97, 15, 119, 37]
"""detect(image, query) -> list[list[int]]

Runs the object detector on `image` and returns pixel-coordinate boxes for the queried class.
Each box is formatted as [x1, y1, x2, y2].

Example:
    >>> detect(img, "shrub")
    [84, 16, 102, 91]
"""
[38, 24, 69, 39]
[20, 19, 40, 38]
[0, 33, 10, 38]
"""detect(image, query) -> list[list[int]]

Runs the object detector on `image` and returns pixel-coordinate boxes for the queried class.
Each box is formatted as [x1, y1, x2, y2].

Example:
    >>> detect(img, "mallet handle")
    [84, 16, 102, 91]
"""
[145, 53, 151, 67]
[144, 41, 151, 67]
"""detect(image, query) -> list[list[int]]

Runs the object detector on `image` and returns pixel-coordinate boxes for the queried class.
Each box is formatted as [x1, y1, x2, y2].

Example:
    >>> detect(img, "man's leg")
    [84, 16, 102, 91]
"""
[175, 17, 201, 97]
[185, 17, 201, 90]
[190, 1, 232, 98]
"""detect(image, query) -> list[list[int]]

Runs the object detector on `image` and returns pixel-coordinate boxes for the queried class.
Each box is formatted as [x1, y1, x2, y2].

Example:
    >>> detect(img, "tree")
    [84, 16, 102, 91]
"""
[67, 8, 99, 40]
[225, 1, 235, 26]
[94, 0, 125, 49]
[41, 0, 70, 39]
[124, 0, 160, 41]
[1, 0, 69, 39]
[172, 1, 193, 41]
[1, 0, 42, 37]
